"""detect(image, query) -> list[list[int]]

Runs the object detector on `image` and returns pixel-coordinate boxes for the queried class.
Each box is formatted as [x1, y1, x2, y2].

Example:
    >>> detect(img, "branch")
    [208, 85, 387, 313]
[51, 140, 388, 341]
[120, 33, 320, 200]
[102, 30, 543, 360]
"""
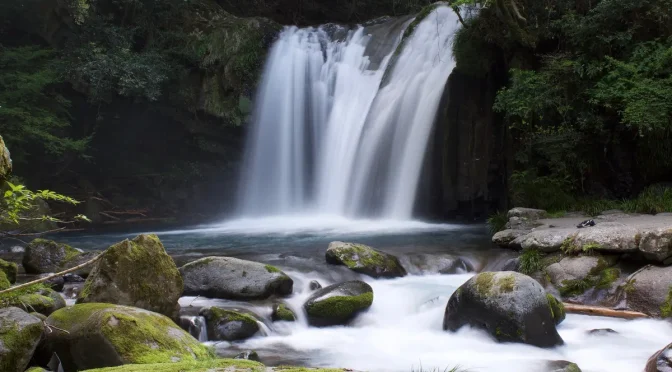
[563, 303, 648, 319]
[0, 252, 104, 295]
[451, 6, 469, 28]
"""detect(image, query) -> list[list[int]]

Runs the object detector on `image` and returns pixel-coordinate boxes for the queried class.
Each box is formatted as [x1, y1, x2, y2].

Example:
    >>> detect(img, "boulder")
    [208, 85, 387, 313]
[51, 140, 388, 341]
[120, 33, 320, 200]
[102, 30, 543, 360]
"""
[1, 286, 66, 316]
[645, 342, 672, 372]
[325, 241, 407, 278]
[180, 257, 293, 300]
[492, 229, 528, 248]
[22, 239, 83, 274]
[443, 272, 563, 348]
[0, 258, 18, 284]
[0, 307, 44, 372]
[572, 222, 639, 253]
[546, 360, 582, 372]
[304, 280, 373, 327]
[45, 303, 211, 370]
[39, 273, 65, 292]
[309, 280, 322, 291]
[640, 228, 672, 263]
[271, 303, 296, 322]
[77, 234, 183, 318]
[519, 229, 577, 253]
[508, 208, 548, 220]
[199, 307, 259, 341]
[545, 255, 621, 301]
[0, 135, 11, 180]
[621, 265, 672, 318]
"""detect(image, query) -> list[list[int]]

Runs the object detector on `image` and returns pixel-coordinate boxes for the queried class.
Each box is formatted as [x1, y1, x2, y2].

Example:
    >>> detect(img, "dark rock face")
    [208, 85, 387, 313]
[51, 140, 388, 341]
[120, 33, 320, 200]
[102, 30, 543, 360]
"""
[180, 257, 293, 300]
[309, 280, 322, 290]
[443, 271, 563, 348]
[304, 281, 374, 327]
[77, 234, 183, 319]
[646, 342, 672, 372]
[39, 273, 65, 292]
[326, 241, 407, 278]
[199, 307, 260, 341]
[0, 307, 44, 372]
[22, 239, 82, 274]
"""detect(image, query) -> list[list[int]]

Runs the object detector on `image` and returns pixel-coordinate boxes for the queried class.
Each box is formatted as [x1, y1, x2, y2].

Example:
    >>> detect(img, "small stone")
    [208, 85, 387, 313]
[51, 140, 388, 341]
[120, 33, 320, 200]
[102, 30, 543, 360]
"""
[326, 241, 406, 278]
[272, 303, 296, 322]
[587, 328, 618, 336]
[309, 280, 322, 290]
[234, 350, 260, 362]
[304, 281, 374, 327]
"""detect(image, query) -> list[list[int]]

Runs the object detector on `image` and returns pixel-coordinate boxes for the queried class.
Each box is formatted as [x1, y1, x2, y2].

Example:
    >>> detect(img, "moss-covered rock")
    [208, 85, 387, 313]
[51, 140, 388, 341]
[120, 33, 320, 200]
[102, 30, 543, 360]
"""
[23, 238, 82, 274]
[303, 281, 373, 327]
[619, 265, 672, 318]
[546, 294, 566, 326]
[199, 307, 259, 341]
[79, 359, 350, 371]
[0, 135, 11, 181]
[546, 360, 582, 372]
[271, 303, 296, 322]
[0, 307, 45, 372]
[443, 271, 563, 348]
[0, 271, 9, 290]
[0, 258, 18, 284]
[180, 257, 293, 300]
[325, 242, 407, 278]
[77, 234, 183, 319]
[1, 285, 66, 316]
[45, 303, 212, 371]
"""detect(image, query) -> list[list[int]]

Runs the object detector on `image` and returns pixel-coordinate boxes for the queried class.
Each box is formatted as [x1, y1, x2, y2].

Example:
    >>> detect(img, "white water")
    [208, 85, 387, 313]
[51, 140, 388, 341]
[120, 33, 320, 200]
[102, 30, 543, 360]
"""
[185, 273, 672, 372]
[239, 6, 460, 220]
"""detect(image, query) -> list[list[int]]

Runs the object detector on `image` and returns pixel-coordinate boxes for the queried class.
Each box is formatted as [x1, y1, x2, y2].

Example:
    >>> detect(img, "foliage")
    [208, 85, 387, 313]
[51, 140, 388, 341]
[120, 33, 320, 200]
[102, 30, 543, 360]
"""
[519, 249, 543, 275]
[487, 211, 508, 234]
[0, 46, 88, 164]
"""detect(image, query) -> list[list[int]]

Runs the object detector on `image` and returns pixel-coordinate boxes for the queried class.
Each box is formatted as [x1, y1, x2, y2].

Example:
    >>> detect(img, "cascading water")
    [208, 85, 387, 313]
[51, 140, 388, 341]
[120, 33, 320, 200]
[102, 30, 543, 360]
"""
[238, 6, 460, 220]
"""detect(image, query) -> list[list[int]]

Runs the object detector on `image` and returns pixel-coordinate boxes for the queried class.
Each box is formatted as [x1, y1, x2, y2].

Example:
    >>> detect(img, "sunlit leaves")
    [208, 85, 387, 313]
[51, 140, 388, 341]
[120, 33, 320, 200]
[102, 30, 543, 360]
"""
[1, 181, 85, 226]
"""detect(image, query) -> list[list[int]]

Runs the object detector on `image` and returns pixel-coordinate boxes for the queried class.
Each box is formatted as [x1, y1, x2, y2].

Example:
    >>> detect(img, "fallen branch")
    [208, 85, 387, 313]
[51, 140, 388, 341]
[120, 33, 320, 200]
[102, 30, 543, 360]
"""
[563, 303, 648, 319]
[0, 252, 104, 295]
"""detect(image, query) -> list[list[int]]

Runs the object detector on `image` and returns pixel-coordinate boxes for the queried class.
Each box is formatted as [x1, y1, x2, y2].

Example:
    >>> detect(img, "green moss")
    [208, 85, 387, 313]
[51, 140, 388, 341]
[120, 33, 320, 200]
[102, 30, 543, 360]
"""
[207, 308, 258, 328]
[546, 294, 565, 324]
[265, 264, 282, 274]
[561, 235, 580, 254]
[25, 368, 47, 372]
[0, 283, 52, 310]
[487, 211, 508, 234]
[581, 242, 600, 254]
[498, 275, 516, 292]
[474, 272, 495, 297]
[0, 258, 18, 284]
[660, 286, 672, 318]
[596, 268, 620, 289]
[306, 292, 373, 320]
[82, 359, 264, 371]
[565, 363, 582, 372]
[275, 304, 296, 322]
[559, 278, 594, 297]
[0, 271, 9, 290]
[519, 249, 543, 275]
[329, 244, 400, 274]
[624, 278, 637, 294]
[49, 304, 212, 364]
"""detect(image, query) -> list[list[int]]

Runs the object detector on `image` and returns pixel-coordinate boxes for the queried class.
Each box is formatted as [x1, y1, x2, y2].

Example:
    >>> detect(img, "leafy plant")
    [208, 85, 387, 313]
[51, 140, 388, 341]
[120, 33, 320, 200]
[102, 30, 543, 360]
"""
[487, 211, 508, 234]
[519, 249, 543, 275]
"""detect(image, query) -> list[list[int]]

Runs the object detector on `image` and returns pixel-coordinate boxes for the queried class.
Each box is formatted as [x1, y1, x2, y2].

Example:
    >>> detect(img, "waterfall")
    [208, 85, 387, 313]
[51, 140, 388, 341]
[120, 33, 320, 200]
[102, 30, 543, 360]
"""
[238, 6, 459, 220]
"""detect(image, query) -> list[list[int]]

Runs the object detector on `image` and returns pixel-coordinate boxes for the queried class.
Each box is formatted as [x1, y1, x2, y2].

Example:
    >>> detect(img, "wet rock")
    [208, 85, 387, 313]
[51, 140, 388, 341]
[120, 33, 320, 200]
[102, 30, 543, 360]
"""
[0, 307, 44, 372]
[620, 265, 672, 318]
[22, 239, 82, 274]
[326, 241, 407, 278]
[61, 250, 101, 278]
[199, 307, 260, 341]
[546, 360, 582, 372]
[39, 273, 65, 292]
[309, 280, 322, 290]
[77, 234, 183, 318]
[272, 303, 296, 322]
[587, 328, 618, 336]
[492, 229, 528, 248]
[304, 280, 374, 327]
[546, 294, 565, 326]
[63, 282, 84, 300]
[180, 257, 293, 300]
[235, 350, 261, 362]
[646, 342, 672, 372]
[2, 287, 66, 316]
[45, 303, 211, 370]
[640, 228, 672, 263]
[403, 254, 473, 275]
[443, 271, 564, 348]
[0, 258, 18, 284]
[501, 257, 520, 272]
[63, 273, 85, 283]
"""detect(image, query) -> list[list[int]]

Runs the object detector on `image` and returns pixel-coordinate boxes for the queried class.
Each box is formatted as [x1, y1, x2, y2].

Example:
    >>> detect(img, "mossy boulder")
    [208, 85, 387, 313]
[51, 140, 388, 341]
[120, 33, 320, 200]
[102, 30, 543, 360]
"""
[303, 281, 374, 327]
[45, 303, 212, 371]
[546, 360, 582, 372]
[546, 254, 622, 303]
[180, 257, 293, 300]
[199, 307, 259, 341]
[546, 294, 566, 326]
[23, 239, 83, 274]
[325, 242, 407, 278]
[0, 307, 45, 372]
[77, 234, 183, 319]
[78, 359, 264, 371]
[0, 258, 18, 284]
[1, 286, 66, 316]
[645, 342, 672, 372]
[0, 271, 9, 290]
[0, 135, 11, 181]
[443, 271, 564, 348]
[619, 265, 672, 318]
[271, 303, 296, 322]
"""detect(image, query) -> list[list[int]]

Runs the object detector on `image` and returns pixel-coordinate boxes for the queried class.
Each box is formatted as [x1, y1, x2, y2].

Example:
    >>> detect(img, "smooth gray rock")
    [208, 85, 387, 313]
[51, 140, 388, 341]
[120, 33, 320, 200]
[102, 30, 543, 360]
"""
[443, 271, 563, 348]
[199, 307, 260, 341]
[520, 229, 577, 253]
[180, 257, 293, 300]
[621, 265, 672, 318]
[640, 228, 672, 262]
[326, 241, 407, 278]
[573, 222, 639, 253]
[646, 342, 672, 372]
[546, 255, 613, 287]
[508, 208, 548, 220]
[492, 229, 529, 248]
[304, 280, 373, 327]
[0, 307, 44, 372]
